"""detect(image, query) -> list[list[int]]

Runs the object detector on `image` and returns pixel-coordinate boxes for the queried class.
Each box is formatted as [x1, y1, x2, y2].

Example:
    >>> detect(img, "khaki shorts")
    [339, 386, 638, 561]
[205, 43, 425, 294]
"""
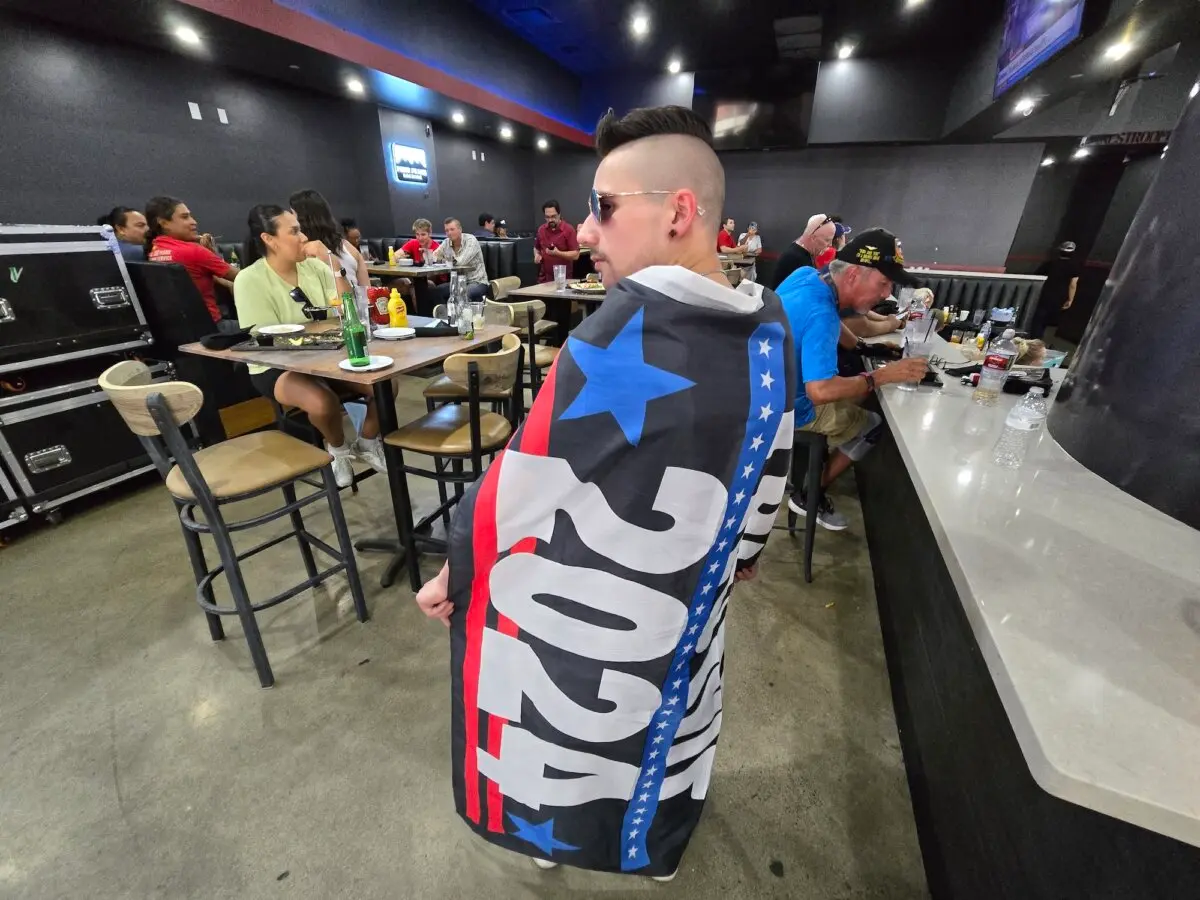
[800, 401, 869, 448]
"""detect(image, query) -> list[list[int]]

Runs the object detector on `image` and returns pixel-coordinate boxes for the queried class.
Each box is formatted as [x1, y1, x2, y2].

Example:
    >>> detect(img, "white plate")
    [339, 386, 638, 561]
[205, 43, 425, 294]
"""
[257, 324, 305, 335]
[338, 355, 394, 372]
[373, 326, 416, 340]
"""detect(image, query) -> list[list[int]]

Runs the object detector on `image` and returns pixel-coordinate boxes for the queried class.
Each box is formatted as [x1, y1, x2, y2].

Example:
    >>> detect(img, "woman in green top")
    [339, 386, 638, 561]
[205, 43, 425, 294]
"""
[234, 204, 386, 487]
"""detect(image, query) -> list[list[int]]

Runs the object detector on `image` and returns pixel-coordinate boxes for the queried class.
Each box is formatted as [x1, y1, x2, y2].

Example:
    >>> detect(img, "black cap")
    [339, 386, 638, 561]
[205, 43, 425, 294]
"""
[835, 227, 919, 287]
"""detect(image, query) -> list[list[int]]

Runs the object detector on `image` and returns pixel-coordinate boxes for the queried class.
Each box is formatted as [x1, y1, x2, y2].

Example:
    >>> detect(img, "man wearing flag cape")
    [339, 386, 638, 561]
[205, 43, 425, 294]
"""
[415, 105, 796, 881]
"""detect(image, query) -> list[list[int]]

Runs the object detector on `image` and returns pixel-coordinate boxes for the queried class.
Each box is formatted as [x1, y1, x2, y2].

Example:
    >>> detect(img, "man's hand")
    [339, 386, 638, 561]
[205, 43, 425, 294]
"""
[533, 249, 542, 264]
[885, 315, 903, 333]
[544, 246, 558, 257]
[1061, 298, 1074, 311]
[878, 357, 928, 384]
[734, 564, 758, 583]
[415, 562, 453, 627]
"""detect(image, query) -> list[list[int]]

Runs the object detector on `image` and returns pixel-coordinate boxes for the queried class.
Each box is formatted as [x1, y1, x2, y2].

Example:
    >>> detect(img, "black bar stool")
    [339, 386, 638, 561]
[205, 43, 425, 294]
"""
[100, 361, 368, 688]
[787, 431, 829, 584]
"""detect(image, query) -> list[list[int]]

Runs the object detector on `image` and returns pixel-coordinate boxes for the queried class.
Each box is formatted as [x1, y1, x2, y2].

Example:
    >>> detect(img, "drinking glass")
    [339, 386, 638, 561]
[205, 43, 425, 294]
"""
[896, 339, 934, 392]
[470, 300, 485, 330]
[554, 264, 568, 292]
[972, 308, 985, 326]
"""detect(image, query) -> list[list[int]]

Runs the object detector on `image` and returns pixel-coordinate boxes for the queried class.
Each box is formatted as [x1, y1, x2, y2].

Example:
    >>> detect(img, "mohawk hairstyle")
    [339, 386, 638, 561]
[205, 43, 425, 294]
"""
[594, 105, 714, 158]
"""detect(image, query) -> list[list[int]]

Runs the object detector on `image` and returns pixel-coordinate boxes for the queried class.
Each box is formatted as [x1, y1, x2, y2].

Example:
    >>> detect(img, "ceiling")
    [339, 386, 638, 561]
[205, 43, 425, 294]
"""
[466, 0, 1008, 76]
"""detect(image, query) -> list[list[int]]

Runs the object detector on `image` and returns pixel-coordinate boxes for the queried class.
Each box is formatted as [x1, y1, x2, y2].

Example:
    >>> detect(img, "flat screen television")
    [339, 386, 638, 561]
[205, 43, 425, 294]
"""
[995, 0, 1086, 98]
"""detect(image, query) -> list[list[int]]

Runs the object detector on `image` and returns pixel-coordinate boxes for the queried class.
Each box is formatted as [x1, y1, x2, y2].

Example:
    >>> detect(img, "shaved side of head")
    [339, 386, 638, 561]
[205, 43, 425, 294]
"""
[594, 106, 724, 234]
[803, 213, 828, 238]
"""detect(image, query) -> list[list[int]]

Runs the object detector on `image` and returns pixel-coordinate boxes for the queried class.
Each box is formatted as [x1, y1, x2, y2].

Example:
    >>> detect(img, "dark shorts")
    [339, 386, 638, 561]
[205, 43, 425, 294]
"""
[250, 368, 285, 400]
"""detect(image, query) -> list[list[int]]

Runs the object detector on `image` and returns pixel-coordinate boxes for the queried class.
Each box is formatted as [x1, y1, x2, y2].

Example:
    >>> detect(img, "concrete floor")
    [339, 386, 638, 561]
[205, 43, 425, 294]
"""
[0, 379, 927, 900]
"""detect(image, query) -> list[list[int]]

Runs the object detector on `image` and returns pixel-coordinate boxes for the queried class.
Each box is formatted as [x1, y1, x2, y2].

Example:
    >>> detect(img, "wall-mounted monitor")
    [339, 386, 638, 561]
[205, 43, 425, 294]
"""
[391, 143, 429, 185]
[995, 0, 1086, 98]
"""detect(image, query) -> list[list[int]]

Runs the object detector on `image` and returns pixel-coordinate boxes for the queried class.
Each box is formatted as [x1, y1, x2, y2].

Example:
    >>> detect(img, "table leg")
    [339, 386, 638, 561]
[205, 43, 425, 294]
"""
[548, 294, 572, 345]
[353, 378, 422, 591]
[413, 278, 435, 317]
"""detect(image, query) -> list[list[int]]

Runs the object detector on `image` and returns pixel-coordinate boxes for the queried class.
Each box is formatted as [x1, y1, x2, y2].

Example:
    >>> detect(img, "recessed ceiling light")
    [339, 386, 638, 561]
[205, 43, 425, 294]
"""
[1041, 156, 1056, 167]
[288, 64, 300, 70]
[837, 43, 854, 60]
[1104, 40, 1132, 61]
[174, 26, 201, 46]
[1072, 147, 1090, 160]
[499, 125, 513, 140]
[451, 110, 465, 125]
[667, 58, 682, 74]
[346, 77, 364, 95]
[631, 12, 650, 38]
[536, 136, 549, 150]
[1014, 97, 1036, 115]
[1191, 82, 1199, 100]
[906, 0, 926, 7]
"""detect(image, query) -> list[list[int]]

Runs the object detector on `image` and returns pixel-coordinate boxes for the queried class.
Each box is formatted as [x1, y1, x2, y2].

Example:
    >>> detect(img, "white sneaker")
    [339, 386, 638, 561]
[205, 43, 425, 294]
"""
[327, 442, 355, 488]
[651, 870, 678, 883]
[352, 435, 388, 474]
[531, 858, 558, 870]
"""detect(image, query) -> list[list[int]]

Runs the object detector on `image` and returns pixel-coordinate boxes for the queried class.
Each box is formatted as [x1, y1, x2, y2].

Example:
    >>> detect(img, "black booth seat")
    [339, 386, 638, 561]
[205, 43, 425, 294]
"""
[907, 272, 1045, 334]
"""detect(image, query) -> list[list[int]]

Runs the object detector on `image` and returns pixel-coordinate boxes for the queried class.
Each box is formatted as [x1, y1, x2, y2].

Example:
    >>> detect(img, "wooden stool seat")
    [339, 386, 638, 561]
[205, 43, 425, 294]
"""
[534, 318, 558, 337]
[165, 431, 332, 500]
[385, 405, 512, 457]
[422, 373, 514, 401]
[533, 345, 559, 368]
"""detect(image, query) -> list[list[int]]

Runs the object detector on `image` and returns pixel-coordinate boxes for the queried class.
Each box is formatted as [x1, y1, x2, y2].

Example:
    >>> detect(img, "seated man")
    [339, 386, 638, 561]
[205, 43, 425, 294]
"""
[432, 217, 489, 303]
[776, 227, 927, 531]
[475, 213, 496, 238]
[397, 218, 440, 265]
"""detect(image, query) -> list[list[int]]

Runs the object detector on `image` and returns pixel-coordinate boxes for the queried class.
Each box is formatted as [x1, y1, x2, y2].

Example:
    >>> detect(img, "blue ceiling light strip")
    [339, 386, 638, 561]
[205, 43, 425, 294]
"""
[274, 0, 591, 132]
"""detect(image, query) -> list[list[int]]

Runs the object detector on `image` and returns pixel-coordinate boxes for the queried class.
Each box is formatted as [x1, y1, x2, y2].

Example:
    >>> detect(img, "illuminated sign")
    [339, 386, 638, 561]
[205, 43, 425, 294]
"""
[391, 143, 429, 185]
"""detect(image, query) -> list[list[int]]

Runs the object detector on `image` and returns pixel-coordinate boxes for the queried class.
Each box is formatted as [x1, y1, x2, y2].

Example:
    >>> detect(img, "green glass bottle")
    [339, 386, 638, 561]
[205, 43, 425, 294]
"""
[341, 289, 371, 367]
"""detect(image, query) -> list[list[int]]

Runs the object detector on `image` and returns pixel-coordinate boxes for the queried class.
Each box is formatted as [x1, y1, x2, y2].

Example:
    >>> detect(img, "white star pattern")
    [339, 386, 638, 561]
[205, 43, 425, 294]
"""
[725, 516, 736, 529]
[688, 623, 700, 635]
[639, 792, 650, 802]
[717, 539, 728, 550]
[734, 490, 746, 504]
[649, 751, 659, 760]
[758, 339, 772, 357]
[750, 435, 764, 451]
[629, 847, 638, 859]
[629, 829, 639, 840]
[758, 403, 773, 421]
[741, 464, 754, 479]
[696, 602, 707, 615]
[667, 696, 679, 706]
[652, 735, 664, 745]
[683, 642, 694, 653]
[672, 678, 683, 689]
[643, 779, 654, 788]
[637, 807, 646, 814]
[656, 720, 670, 730]
[761, 371, 775, 389]
[708, 561, 719, 574]
[675, 661, 686, 670]
[701, 583, 712, 595]
[646, 766, 658, 775]
[633, 816, 644, 825]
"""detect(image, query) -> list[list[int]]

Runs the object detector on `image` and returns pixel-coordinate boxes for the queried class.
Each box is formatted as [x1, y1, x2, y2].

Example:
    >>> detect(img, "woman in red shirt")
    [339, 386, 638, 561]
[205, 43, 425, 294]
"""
[145, 196, 240, 331]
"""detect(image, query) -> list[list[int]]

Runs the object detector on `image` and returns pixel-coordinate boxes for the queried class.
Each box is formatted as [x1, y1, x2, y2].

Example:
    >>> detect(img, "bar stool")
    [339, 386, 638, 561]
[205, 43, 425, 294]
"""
[489, 298, 557, 411]
[787, 430, 829, 584]
[99, 361, 368, 688]
[379, 338, 521, 587]
[490, 276, 557, 337]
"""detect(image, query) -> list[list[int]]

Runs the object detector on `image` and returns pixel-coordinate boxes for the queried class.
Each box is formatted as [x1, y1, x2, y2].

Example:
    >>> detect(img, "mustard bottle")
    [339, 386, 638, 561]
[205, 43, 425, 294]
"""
[388, 288, 408, 328]
[387, 245, 396, 267]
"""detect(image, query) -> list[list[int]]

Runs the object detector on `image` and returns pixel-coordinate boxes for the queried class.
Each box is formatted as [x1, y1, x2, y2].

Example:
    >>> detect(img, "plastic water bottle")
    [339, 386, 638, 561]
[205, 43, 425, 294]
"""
[972, 328, 1018, 406]
[992, 387, 1048, 468]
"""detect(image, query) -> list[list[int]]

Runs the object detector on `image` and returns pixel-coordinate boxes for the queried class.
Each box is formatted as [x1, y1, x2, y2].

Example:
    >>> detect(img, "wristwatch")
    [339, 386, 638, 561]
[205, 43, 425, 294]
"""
[861, 372, 876, 392]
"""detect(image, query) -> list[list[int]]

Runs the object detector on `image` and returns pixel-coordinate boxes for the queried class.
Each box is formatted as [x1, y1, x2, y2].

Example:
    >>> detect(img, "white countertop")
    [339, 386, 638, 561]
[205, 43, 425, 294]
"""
[869, 336, 1200, 847]
[907, 268, 1046, 281]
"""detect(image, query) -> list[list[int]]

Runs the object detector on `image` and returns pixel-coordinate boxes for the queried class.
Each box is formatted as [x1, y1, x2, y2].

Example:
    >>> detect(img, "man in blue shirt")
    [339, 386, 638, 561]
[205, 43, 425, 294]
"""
[776, 227, 926, 530]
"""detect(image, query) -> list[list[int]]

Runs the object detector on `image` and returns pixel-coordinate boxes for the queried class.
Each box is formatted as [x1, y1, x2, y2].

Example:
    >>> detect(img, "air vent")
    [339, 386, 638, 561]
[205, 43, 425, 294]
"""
[774, 15, 823, 60]
[504, 6, 558, 28]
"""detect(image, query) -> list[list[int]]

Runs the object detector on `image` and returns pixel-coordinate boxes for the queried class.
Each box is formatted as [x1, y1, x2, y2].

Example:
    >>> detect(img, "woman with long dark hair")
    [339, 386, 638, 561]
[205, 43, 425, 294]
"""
[145, 195, 240, 329]
[96, 206, 148, 260]
[289, 189, 370, 298]
[233, 204, 387, 486]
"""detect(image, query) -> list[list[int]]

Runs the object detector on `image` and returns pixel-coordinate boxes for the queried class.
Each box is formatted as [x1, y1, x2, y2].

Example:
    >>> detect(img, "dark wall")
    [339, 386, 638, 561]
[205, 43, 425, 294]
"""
[944, 18, 1006, 135]
[284, 0, 583, 129]
[720, 143, 1044, 268]
[0, 13, 391, 241]
[1005, 163, 1082, 272]
[532, 151, 598, 233]
[1089, 154, 1160, 262]
[434, 130, 536, 234]
[809, 59, 953, 145]
[578, 73, 696, 132]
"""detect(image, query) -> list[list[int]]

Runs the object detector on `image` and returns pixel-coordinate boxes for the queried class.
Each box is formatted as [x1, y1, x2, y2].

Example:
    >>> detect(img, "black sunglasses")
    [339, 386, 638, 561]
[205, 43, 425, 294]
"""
[289, 286, 328, 321]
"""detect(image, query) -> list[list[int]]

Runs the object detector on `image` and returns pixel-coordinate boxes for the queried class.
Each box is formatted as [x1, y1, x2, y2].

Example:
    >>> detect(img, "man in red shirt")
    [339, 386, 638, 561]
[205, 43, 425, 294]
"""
[716, 217, 745, 253]
[397, 218, 441, 265]
[534, 199, 580, 282]
[145, 196, 239, 328]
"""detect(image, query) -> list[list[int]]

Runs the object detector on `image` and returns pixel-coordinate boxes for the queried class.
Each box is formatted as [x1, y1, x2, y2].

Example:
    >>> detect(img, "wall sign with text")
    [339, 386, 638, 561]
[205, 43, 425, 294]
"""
[391, 143, 429, 185]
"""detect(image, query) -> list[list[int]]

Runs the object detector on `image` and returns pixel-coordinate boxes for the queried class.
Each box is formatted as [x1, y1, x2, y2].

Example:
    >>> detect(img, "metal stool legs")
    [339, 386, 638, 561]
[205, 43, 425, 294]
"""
[787, 433, 828, 584]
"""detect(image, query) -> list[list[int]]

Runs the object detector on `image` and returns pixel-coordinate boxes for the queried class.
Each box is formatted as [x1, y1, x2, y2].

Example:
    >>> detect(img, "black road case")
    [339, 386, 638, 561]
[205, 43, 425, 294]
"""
[0, 362, 172, 517]
[0, 224, 152, 373]
[0, 463, 28, 532]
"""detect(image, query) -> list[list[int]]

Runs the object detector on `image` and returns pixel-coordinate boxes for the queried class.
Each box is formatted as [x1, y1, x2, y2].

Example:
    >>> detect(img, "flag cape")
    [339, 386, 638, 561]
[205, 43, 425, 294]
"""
[446, 265, 795, 875]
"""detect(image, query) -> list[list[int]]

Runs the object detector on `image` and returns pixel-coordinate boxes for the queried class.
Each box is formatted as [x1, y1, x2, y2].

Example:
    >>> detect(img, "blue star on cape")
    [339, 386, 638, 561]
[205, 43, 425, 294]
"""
[559, 307, 695, 446]
[507, 814, 580, 856]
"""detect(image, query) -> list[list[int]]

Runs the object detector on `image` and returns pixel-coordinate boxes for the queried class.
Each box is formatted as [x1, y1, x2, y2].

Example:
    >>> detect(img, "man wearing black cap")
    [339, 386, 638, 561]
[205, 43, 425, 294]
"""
[776, 227, 927, 530]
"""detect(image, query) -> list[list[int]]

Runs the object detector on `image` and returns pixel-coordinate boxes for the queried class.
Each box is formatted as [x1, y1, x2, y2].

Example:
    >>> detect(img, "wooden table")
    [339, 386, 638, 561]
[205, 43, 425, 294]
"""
[507, 280, 606, 344]
[180, 323, 518, 590]
[365, 263, 467, 317]
[719, 254, 757, 267]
